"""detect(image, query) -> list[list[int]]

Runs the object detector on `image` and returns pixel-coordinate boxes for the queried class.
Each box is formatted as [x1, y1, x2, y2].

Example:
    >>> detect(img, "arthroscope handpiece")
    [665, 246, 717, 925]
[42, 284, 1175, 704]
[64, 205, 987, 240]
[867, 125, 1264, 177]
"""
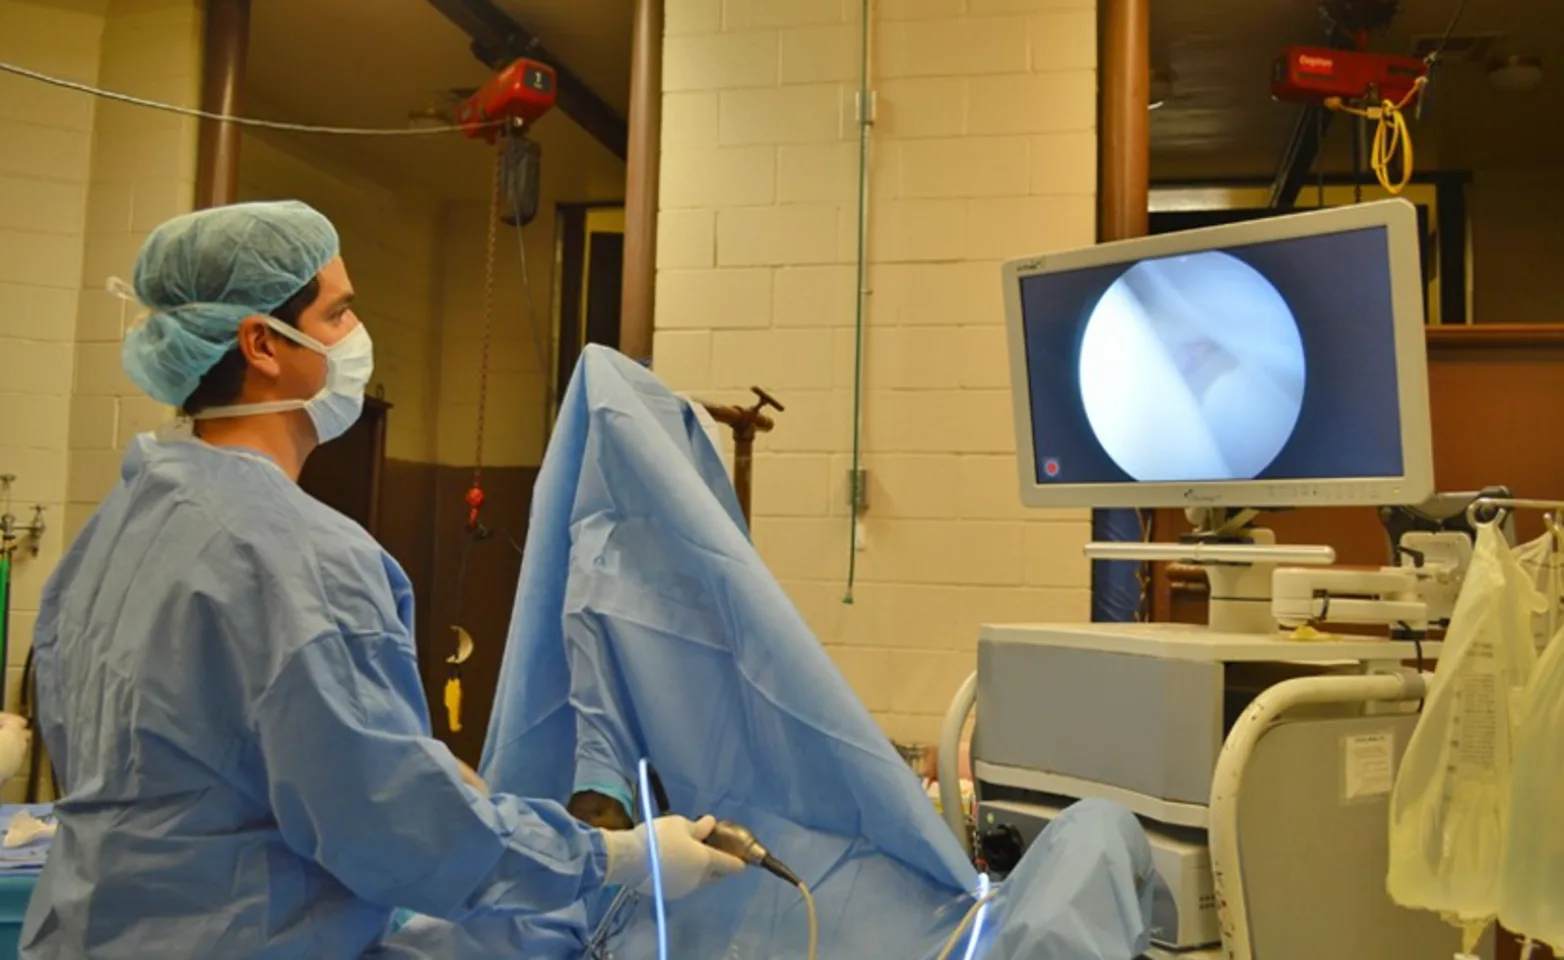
[706, 819, 816, 960]
[704, 819, 803, 885]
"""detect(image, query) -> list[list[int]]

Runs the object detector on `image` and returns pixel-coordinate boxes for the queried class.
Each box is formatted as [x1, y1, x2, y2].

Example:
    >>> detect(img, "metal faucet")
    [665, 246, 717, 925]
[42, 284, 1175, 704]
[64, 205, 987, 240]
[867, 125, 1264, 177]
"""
[701, 387, 784, 526]
[0, 476, 44, 557]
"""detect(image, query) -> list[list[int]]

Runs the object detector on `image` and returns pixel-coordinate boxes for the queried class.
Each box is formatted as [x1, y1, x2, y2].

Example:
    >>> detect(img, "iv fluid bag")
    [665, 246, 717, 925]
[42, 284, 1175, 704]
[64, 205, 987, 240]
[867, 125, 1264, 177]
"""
[1498, 613, 1564, 951]
[1512, 530, 1564, 653]
[1388, 524, 1540, 951]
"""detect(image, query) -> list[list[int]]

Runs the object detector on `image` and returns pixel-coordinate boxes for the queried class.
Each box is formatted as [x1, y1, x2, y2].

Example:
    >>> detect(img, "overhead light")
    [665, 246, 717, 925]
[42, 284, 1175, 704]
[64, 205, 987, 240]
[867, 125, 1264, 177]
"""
[1487, 55, 1544, 93]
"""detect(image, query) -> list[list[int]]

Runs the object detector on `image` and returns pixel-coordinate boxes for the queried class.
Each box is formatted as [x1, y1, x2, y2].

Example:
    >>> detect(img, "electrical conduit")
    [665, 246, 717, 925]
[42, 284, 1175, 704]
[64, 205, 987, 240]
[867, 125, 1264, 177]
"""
[844, 0, 873, 602]
[0, 549, 9, 712]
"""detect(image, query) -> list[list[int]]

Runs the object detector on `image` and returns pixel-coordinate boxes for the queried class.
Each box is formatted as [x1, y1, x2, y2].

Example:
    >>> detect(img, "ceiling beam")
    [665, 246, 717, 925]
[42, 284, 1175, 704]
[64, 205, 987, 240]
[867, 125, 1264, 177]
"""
[426, 0, 629, 160]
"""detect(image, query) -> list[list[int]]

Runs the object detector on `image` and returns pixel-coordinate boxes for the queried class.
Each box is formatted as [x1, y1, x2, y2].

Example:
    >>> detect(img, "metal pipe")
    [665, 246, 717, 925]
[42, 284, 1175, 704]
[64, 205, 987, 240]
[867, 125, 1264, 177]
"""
[619, 0, 662, 363]
[1209, 671, 1427, 960]
[701, 388, 781, 526]
[939, 671, 978, 856]
[195, 0, 250, 209]
[731, 429, 755, 524]
[1099, 0, 1150, 243]
[1083, 542, 1336, 565]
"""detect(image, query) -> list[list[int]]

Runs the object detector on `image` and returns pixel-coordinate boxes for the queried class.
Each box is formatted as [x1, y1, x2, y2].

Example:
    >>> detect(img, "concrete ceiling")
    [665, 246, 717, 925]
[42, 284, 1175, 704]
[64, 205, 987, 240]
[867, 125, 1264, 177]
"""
[1150, 0, 1564, 180]
[245, 0, 628, 201]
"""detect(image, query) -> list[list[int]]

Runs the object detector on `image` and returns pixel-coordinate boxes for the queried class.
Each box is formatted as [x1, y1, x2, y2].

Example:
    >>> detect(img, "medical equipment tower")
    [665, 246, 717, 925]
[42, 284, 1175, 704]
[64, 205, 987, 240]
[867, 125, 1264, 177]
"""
[950, 200, 1484, 960]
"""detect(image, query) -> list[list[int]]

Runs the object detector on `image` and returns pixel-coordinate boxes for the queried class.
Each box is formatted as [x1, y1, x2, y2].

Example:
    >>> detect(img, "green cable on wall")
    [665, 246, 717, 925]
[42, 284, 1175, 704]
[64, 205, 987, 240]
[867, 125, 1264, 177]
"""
[0, 550, 10, 712]
[845, 0, 872, 604]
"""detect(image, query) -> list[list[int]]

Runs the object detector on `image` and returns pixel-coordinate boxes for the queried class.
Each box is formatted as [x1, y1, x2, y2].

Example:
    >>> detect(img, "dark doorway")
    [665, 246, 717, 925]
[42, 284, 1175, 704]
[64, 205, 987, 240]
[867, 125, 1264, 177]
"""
[585, 232, 624, 348]
[556, 203, 626, 404]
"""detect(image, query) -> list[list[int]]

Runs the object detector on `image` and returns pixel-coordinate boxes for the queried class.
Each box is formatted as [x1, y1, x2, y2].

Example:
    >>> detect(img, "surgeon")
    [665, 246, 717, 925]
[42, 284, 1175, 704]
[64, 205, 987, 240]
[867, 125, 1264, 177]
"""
[20, 200, 743, 959]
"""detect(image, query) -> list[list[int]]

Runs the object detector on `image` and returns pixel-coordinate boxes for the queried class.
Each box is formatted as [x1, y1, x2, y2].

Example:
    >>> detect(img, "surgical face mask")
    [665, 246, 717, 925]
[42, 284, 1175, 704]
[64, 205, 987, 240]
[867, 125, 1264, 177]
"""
[193, 318, 374, 444]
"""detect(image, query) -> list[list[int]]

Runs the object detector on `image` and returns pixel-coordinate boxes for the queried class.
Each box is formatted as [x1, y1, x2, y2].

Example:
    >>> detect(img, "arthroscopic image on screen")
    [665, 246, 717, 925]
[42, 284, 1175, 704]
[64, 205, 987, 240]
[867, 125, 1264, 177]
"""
[1018, 227, 1405, 486]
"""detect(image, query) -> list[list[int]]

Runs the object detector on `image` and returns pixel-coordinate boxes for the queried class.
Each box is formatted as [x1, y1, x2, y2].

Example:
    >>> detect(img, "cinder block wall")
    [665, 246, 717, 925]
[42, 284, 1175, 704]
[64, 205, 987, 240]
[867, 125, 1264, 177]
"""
[653, 0, 1099, 743]
[66, 0, 202, 539]
[0, 0, 106, 721]
[0, 0, 201, 797]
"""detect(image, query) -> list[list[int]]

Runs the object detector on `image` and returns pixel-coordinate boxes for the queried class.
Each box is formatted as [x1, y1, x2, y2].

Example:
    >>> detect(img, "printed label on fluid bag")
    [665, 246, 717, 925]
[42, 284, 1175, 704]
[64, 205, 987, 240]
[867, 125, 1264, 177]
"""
[1454, 673, 1499, 770]
[1344, 731, 1395, 801]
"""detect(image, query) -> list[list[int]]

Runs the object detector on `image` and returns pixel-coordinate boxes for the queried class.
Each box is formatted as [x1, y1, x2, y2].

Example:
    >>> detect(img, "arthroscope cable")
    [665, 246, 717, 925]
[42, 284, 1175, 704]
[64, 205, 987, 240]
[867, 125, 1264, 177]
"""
[933, 873, 994, 960]
[636, 760, 670, 960]
[700, 818, 817, 960]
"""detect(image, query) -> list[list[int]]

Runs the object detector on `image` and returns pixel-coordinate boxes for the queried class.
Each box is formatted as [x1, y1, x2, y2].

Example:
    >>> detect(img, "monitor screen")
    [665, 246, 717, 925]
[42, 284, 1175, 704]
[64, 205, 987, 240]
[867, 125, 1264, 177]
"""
[1002, 200, 1432, 509]
[1020, 226, 1401, 486]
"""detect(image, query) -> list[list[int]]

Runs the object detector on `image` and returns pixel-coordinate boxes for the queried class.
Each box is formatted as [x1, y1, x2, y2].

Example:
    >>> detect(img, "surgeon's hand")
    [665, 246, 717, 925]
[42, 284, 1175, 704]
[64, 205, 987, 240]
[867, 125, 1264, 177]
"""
[601, 815, 746, 899]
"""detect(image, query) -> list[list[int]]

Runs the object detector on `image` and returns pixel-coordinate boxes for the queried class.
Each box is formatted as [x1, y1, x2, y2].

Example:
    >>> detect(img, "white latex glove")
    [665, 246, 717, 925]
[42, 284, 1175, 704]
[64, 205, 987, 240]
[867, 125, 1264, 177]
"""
[601, 815, 746, 899]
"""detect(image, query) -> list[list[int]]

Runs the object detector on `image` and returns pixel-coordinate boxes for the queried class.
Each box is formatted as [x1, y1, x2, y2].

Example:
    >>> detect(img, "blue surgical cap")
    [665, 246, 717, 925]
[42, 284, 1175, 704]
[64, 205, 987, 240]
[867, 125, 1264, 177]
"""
[122, 200, 341, 406]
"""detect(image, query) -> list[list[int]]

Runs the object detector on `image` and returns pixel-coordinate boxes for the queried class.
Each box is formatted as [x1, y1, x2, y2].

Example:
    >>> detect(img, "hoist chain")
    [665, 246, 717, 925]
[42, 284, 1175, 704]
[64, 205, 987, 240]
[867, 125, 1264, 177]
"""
[464, 138, 505, 532]
[450, 138, 507, 731]
[474, 139, 504, 483]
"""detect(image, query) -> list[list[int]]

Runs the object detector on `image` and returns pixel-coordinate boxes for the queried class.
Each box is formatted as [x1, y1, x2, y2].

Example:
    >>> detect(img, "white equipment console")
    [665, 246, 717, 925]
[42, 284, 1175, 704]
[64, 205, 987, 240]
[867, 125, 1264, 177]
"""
[969, 623, 1469, 959]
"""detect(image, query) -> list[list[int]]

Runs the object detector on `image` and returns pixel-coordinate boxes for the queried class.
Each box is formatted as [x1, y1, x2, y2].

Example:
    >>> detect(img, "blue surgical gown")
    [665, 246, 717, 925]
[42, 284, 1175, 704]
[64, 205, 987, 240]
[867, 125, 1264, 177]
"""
[20, 433, 609, 959]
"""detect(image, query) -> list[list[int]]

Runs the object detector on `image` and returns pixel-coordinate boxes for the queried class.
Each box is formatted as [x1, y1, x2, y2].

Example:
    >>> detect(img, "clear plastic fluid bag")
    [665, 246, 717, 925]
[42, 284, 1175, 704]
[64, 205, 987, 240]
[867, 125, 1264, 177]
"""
[1512, 529, 1564, 653]
[1388, 523, 1541, 951]
[1498, 610, 1564, 951]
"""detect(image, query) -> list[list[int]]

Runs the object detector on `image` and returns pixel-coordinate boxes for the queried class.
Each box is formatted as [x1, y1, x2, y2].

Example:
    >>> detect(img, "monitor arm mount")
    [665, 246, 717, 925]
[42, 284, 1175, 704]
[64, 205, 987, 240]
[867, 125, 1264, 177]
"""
[1084, 492, 1504, 637]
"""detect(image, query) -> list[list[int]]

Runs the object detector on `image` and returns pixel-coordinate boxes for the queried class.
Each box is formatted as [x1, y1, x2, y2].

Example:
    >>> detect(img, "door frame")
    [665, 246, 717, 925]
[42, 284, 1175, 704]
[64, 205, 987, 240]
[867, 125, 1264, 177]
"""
[553, 201, 627, 415]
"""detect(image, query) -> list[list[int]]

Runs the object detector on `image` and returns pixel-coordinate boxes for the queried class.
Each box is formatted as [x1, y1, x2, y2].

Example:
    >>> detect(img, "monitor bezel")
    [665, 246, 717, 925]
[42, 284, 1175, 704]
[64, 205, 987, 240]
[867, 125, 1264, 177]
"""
[1001, 198, 1434, 510]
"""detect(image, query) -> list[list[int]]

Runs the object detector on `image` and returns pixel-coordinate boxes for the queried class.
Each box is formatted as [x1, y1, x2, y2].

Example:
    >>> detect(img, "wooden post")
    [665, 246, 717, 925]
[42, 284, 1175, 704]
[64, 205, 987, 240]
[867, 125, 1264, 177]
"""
[619, 0, 662, 362]
[1099, 0, 1153, 618]
[195, 0, 250, 210]
[1099, 0, 1150, 244]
